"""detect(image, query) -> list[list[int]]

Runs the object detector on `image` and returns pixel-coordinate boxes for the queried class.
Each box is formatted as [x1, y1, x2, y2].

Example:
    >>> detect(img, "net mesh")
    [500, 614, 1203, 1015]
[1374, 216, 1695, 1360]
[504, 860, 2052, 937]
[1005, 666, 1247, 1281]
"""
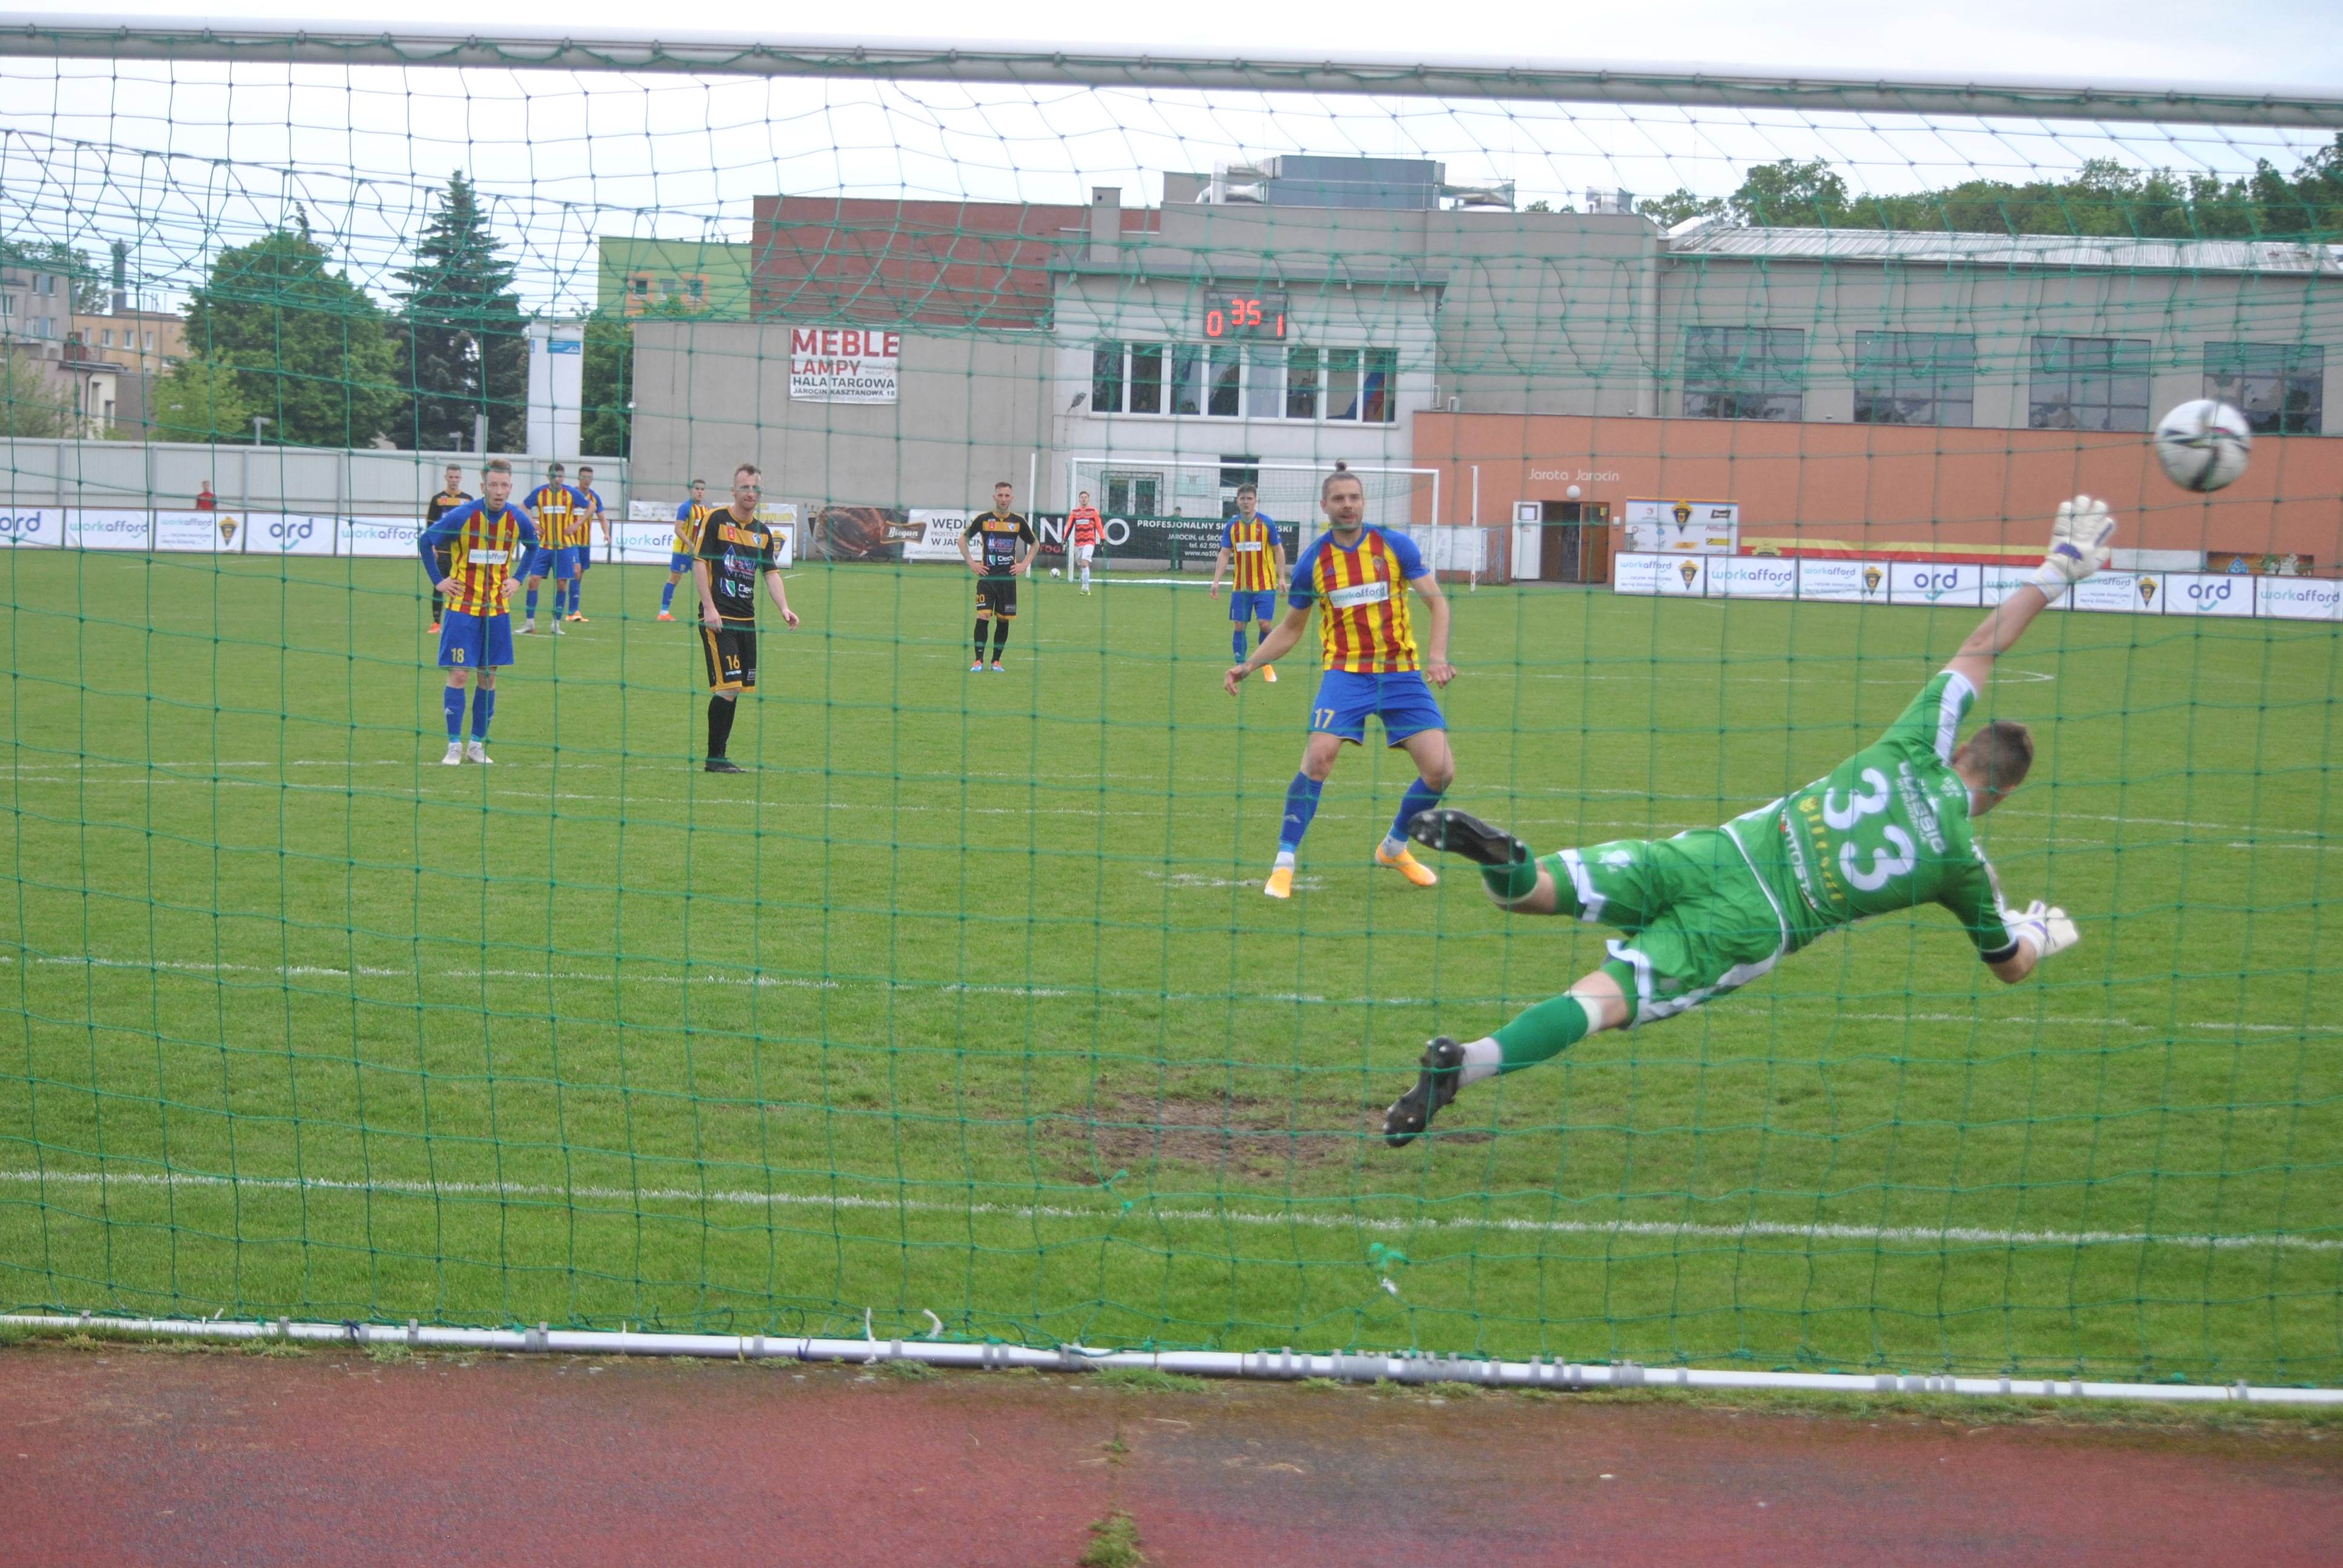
[2, 33, 2341, 1383]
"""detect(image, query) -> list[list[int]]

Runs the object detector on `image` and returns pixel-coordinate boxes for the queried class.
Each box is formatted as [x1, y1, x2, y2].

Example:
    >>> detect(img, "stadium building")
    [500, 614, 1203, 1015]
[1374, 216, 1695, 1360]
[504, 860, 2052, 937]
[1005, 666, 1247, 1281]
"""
[626, 155, 2343, 573]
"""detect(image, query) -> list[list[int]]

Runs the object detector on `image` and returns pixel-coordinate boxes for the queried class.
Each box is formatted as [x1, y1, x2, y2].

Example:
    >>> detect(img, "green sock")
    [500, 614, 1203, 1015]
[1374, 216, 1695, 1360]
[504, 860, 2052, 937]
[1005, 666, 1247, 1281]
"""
[1490, 993, 1593, 1073]
[1480, 851, 1541, 904]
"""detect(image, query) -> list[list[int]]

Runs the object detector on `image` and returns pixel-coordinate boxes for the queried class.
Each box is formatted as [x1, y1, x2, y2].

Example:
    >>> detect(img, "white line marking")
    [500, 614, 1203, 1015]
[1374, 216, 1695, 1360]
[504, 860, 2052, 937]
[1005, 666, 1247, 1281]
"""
[5, 950, 2334, 1034]
[1, 1169, 2331, 1255]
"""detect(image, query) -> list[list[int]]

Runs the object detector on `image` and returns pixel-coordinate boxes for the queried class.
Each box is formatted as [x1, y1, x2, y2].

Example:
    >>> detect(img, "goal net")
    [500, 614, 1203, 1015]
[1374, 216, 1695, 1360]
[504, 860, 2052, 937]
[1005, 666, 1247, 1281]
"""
[1, 24, 2339, 1387]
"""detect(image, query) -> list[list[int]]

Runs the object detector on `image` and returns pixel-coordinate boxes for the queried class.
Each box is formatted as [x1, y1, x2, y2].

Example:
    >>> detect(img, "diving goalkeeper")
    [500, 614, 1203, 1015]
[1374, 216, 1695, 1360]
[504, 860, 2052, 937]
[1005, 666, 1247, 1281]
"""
[1384, 496, 2114, 1146]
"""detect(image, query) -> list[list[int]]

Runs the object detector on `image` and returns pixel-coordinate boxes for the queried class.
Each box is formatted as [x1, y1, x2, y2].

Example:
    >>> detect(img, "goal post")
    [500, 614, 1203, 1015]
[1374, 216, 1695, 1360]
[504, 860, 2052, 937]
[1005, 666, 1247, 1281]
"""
[2, 21, 2341, 1390]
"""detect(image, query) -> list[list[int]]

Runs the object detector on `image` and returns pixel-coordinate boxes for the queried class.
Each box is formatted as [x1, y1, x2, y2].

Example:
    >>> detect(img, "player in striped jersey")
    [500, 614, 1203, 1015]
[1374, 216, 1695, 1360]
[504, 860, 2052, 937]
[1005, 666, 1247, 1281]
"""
[568, 465, 608, 622]
[1210, 483, 1284, 684]
[519, 463, 581, 636]
[660, 479, 712, 620]
[1224, 463, 1456, 899]
[416, 457, 540, 765]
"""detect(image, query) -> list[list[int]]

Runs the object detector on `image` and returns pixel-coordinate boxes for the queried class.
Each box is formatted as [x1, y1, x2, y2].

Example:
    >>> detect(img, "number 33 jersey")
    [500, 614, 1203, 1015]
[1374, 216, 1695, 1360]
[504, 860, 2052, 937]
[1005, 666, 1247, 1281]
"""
[1729, 669, 2017, 959]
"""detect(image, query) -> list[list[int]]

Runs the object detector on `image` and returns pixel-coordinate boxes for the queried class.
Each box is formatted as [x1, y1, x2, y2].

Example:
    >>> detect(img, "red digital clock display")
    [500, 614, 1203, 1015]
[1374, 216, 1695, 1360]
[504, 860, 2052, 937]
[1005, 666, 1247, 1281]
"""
[1202, 288, 1288, 341]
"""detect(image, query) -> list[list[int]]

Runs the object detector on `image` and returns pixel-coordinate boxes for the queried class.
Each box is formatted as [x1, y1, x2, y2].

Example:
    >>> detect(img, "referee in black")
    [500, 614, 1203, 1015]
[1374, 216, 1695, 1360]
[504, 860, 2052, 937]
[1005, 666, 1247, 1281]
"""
[691, 462, 799, 773]
[424, 462, 470, 631]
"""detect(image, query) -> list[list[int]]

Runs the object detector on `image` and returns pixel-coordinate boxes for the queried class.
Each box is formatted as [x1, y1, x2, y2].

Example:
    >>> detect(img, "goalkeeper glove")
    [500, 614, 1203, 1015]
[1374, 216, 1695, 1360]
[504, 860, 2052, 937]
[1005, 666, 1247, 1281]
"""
[2004, 899, 2080, 962]
[2028, 496, 2117, 598]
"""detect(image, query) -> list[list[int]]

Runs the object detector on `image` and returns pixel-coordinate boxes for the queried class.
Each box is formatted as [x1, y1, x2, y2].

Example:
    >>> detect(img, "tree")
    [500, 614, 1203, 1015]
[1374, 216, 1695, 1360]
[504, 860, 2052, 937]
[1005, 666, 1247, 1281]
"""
[0, 346, 74, 437]
[1731, 159, 1849, 227]
[180, 217, 403, 447]
[1637, 190, 1726, 229]
[393, 172, 528, 452]
[146, 356, 257, 443]
[578, 311, 634, 458]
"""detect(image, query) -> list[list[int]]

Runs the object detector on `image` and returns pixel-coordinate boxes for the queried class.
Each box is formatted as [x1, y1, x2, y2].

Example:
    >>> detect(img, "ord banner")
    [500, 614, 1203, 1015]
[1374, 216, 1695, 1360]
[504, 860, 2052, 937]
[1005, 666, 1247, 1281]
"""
[0, 506, 61, 547]
[244, 514, 338, 557]
[1618, 554, 2339, 623]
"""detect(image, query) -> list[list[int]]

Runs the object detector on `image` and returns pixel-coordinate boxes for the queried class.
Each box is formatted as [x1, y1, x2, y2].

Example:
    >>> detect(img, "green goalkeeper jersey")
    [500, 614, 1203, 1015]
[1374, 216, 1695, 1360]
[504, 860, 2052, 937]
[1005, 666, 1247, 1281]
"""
[1726, 670, 2020, 963]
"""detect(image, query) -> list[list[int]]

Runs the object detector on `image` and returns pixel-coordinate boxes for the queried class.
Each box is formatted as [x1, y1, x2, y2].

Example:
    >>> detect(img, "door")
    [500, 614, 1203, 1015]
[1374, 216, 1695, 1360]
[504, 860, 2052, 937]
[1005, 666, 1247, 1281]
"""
[1536, 501, 1613, 583]
[1539, 501, 1582, 583]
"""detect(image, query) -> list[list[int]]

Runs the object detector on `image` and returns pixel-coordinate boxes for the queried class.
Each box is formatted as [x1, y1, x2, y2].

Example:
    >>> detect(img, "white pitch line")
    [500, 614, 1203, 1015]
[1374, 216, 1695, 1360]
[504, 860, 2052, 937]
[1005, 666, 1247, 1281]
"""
[5, 950, 2335, 1034]
[1, 1169, 2332, 1256]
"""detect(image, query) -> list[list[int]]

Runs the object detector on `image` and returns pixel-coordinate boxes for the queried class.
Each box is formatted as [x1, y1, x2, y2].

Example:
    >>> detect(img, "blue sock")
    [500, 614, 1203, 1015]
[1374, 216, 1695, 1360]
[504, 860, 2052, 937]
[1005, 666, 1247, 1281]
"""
[1278, 773, 1324, 855]
[1233, 625, 1248, 661]
[525, 586, 538, 621]
[1386, 777, 1446, 852]
[441, 687, 465, 740]
[471, 686, 496, 740]
[568, 577, 582, 615]
[660, 580, 676, 610]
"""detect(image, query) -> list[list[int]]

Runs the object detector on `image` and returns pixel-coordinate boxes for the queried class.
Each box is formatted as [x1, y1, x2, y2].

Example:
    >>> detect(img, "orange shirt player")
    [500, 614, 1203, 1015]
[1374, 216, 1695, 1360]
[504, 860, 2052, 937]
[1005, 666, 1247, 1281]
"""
[1065, 490, 1103, 593]
[1224, 463, 1457, 900]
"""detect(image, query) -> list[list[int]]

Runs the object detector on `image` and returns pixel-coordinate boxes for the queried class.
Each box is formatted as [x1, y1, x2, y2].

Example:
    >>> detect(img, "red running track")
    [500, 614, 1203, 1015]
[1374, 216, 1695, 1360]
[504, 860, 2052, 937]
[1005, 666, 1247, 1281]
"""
[2, 1345, 2339, 1566]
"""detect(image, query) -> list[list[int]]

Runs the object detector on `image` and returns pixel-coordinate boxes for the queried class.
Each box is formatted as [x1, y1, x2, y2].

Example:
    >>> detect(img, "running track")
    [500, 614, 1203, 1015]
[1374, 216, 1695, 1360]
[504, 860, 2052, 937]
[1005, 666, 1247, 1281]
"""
[3, 1345, 2338, 1566]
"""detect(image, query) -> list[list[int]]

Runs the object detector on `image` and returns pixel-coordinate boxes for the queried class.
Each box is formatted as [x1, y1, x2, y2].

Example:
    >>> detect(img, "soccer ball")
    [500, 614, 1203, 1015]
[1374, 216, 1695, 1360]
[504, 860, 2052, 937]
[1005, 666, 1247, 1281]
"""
[1050, 566, 1061, 577]
[2154, 399, 2252, 493]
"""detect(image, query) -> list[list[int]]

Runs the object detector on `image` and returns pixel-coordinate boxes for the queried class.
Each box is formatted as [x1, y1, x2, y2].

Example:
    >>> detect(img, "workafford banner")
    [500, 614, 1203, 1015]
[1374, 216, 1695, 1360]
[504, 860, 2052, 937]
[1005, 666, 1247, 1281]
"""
[1616, 553, 2341, 622]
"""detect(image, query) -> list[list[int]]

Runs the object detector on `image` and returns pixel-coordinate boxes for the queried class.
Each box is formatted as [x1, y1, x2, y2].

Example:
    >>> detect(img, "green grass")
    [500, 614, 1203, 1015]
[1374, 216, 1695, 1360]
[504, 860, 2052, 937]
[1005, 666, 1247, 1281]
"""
[2, 552, 2340, 1383]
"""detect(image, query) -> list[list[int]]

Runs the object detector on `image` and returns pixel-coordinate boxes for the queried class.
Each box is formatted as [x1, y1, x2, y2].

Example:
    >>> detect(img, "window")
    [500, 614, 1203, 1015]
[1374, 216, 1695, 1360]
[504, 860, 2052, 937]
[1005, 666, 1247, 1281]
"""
[2029, 335, 2150, 432]
[1245, 348, 1283, 419]
[1169, 347, 1202, 414]
[685, 277, 706, 304]
[1325, 348, 1361, 420]
[1090, 343, 1123, 413]
[1128, 345, 1164, 414]
[2206, 342, 2323, 435]
[143, 332, 155, 351]
[1362, 347, 1398, 424]
[1854, 332, 1975, 426]
[100, 328, 114, 348]
[1286, 348, 1319, 420]
[1683, 327, 1804, 420]
[1090, 340, 1388, 422]
[1208, 344, 1242, 417]
[629, 275, 650, 299]
[1104, 472, 1160, 515]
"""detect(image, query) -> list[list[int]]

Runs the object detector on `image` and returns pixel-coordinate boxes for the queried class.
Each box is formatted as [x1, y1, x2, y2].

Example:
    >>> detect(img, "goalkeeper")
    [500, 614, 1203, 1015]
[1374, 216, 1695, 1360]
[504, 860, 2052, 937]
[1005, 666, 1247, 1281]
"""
[1384, 497, 2113, 1146]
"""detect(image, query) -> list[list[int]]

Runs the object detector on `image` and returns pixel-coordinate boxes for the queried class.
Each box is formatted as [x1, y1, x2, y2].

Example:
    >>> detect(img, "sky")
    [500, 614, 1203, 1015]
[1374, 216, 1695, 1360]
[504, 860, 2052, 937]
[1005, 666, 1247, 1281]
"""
[2, 2, 2336, 315]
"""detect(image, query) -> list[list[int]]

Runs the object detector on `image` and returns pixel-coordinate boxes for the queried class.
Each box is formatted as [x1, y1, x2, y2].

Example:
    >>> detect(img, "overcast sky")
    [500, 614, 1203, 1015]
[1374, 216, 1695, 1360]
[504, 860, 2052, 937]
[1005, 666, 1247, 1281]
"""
[2, 4, 2335, 314]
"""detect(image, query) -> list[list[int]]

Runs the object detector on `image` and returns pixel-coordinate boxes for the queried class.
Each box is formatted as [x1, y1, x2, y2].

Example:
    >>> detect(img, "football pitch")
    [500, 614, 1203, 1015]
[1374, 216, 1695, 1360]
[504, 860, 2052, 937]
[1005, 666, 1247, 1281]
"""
[3, 552, 2339, 1383]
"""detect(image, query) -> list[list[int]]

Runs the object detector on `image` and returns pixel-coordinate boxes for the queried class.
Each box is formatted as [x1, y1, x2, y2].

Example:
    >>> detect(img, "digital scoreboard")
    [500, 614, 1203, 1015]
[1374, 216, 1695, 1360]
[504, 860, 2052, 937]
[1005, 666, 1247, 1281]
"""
[1201, 288, 1288, 341]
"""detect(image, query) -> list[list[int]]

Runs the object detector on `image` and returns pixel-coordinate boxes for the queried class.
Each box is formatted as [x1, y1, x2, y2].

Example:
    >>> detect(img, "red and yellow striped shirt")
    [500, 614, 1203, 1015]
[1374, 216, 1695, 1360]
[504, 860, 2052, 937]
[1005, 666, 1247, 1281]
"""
[424, 500, 537, 617]
[526, 484, 583, 548]
[1291, 525, 1426, 673]
[1222, 515, 1281, 592]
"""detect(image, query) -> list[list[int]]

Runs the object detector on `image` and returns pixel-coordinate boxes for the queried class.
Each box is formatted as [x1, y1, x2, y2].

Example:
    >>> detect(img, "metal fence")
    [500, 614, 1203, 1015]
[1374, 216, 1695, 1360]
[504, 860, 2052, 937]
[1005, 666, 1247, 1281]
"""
[0, 438, 628, 516]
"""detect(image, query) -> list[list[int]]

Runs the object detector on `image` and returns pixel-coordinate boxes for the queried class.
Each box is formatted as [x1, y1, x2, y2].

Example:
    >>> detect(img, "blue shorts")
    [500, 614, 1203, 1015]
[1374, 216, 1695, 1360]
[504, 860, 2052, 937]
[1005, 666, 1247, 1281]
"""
[526, 546, 577, 580]
[437, 609, 514, 670]
[1309, 670, 1446, 747]
[668, 550, 695, 573]
[1228, 589, 1279, 623]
